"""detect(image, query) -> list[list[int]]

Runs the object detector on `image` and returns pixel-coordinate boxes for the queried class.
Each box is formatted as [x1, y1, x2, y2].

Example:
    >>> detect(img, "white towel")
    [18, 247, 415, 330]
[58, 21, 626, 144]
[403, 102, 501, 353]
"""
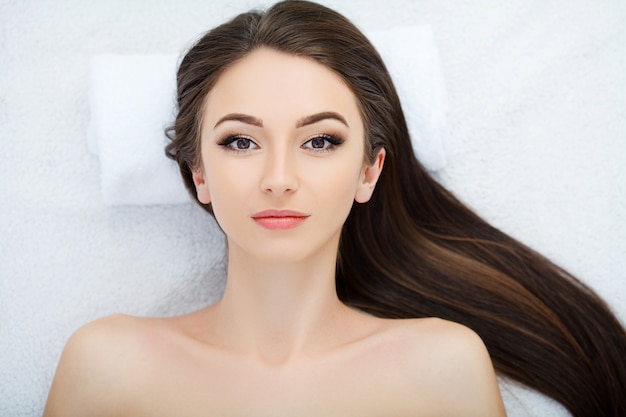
[88, 24, 448, 206]
[368, 25, 448, 173]
[88, 54, 189, 205]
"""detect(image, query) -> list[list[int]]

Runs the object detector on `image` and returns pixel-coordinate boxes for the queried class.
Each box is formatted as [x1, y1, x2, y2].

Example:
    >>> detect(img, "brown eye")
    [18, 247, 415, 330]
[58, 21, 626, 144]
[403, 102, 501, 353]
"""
[302, 134, 344, 152]
[236, 138, 251, 149]
[311, 138, 325, 149]
[218, 135, 259, 152]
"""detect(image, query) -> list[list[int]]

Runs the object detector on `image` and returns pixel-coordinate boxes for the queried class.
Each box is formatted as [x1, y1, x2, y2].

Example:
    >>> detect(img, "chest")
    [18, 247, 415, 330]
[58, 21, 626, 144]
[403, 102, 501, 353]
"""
[129, 348, 429, 417]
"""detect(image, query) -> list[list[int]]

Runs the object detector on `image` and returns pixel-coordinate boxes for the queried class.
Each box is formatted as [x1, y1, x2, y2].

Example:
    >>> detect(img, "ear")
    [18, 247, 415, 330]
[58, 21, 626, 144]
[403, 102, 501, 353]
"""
[355, 148, 386, 203]
[191, 168, 211, 204]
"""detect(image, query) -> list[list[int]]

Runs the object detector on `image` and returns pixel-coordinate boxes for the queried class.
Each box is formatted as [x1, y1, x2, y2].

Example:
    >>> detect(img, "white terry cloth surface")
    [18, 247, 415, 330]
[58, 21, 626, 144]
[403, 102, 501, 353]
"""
[88, 25, 447, 205]
[1, 1, 624, 416]
[87, 54, 188, 205]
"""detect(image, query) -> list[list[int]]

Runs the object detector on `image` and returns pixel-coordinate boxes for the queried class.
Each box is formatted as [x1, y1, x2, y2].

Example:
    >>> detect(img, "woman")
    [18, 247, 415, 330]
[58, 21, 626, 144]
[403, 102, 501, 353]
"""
[44, 1, 625, 416]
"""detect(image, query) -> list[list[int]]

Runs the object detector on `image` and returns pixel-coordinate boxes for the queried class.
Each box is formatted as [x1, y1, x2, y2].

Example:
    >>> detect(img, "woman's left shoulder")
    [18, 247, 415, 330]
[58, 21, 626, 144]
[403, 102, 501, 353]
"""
[392, 317, 495, 376]
[401, 317, 488, 352]
[382, 317, 507, 416]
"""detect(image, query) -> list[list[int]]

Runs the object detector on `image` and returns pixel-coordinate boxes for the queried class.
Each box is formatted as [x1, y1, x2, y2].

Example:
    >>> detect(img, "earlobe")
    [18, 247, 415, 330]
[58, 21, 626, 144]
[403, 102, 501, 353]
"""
[355, 148, 386, 203]
[192, 169, 211, 204]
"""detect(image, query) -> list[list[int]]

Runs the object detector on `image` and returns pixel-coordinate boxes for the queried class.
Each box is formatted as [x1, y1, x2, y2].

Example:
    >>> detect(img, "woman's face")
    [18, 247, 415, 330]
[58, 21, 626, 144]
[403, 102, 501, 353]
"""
[193, 47, 384, 264]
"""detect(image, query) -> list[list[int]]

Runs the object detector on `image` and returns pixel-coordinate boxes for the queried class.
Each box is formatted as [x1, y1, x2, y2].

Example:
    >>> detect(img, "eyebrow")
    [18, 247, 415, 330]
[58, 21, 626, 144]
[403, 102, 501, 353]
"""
[214, 113, 263, 128]
[296, 112, 349, 128]
[213, 111, 349, 129]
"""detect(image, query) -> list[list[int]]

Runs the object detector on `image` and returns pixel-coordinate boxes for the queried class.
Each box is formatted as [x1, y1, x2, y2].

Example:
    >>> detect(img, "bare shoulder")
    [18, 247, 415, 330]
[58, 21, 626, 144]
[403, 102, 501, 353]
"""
[43, 314, 169, 417]
[400, 316, 491, 357]
[374, 317, 490, 357]
[381, 317, 507, 417]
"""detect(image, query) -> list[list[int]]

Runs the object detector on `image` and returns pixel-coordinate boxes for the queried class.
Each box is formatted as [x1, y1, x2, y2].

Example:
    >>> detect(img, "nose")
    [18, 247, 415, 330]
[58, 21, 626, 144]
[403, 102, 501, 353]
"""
[260, 146, 299, 195]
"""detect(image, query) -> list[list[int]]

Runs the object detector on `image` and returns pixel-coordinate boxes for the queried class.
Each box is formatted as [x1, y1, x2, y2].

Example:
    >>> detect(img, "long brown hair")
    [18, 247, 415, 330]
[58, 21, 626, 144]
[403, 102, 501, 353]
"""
[165, 1, 626, 416]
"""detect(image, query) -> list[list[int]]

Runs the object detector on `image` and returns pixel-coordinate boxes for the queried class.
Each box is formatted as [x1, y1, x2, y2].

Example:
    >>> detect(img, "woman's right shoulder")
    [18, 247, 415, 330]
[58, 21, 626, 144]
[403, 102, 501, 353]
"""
[43, 314, 164, 417]
[59, 314, 160, 363]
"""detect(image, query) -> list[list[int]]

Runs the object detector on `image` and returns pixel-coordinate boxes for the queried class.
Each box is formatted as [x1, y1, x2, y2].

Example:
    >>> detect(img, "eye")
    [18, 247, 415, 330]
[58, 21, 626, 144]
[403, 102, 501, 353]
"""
[302, 134, 344, 152]
[218, 135, 259, 152]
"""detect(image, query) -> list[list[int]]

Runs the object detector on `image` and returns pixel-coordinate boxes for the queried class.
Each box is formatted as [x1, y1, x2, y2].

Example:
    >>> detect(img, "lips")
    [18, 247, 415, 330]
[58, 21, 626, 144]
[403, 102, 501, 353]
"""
[251, 210, 310, 230]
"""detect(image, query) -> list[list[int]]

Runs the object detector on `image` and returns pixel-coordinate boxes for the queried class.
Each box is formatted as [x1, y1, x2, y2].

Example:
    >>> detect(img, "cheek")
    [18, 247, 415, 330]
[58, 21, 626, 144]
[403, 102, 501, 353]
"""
[203, 159, 255, 218]
[308, 159, 363, 213]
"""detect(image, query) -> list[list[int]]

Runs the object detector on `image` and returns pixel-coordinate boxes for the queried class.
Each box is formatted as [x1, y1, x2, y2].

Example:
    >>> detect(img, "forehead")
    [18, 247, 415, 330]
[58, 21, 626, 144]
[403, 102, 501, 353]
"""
[202, 47, 363, 130]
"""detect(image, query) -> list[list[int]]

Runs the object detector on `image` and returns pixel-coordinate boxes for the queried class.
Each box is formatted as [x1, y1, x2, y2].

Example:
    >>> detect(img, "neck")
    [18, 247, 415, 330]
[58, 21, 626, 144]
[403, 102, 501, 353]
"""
[208, 237, 352, 364]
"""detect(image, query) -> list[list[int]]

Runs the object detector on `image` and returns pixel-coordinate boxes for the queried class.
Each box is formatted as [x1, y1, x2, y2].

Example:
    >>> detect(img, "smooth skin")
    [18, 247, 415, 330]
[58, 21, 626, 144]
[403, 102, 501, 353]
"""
[44, 48, 506, 417]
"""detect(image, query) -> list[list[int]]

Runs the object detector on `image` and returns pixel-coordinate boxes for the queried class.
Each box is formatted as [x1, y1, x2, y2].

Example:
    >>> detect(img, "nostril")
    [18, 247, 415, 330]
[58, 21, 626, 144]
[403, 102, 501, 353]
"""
[260, 157, 299, 194]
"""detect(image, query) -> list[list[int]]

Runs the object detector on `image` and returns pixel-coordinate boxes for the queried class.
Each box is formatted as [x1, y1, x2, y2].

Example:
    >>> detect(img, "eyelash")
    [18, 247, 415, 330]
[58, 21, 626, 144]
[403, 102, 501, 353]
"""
[303, 133, 344, 152]
[217, 133, 345, 153]
[217, 135, 258, 153]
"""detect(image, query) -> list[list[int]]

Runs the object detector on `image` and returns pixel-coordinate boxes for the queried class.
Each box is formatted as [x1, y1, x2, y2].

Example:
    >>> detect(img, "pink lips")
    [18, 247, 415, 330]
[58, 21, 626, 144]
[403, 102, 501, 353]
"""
[251, 210, 310, 230]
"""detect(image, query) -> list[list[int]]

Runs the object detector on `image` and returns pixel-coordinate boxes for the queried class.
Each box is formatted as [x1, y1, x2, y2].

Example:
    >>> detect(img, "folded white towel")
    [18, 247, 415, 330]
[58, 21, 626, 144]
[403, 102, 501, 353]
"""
[88, 54, 189, 205]
[88, 24, 448, 206]
[367, 25, 448, 173]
